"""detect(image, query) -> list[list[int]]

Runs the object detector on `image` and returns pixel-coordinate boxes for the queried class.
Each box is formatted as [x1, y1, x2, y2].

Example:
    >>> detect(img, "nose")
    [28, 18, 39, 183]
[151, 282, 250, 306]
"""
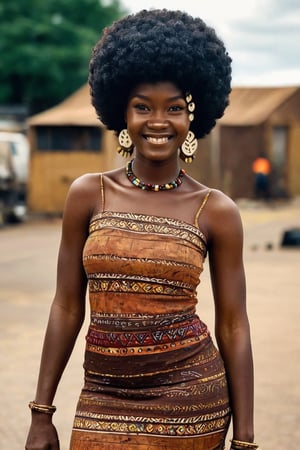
[147, 121, 168, 130]
[147, 111, 168, 129]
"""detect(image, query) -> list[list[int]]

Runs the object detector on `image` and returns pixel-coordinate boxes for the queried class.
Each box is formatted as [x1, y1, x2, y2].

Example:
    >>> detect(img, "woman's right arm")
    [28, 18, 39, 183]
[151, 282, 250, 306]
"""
[25, 175, 94, 450]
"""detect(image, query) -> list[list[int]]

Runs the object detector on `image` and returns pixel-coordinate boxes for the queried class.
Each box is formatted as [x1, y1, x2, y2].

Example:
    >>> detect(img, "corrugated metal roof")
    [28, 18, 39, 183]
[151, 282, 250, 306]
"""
[28, 84, 102, 127]
[220, 86, 299, 126]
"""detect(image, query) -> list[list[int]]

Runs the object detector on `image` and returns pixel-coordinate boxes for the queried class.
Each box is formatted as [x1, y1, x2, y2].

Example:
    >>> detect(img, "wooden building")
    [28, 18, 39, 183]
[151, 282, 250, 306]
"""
[28, 84, 300, 213]
[27, 84, 118, 214]
[188, 86, 300, 199]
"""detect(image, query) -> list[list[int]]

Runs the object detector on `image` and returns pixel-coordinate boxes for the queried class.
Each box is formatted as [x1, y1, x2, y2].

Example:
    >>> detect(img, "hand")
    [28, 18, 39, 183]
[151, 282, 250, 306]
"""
[25, 413, 60, 450]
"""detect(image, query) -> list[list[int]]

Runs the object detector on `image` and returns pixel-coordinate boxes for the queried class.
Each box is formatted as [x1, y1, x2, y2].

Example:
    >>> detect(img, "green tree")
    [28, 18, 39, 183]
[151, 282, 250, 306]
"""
[0, 0, 127, 113]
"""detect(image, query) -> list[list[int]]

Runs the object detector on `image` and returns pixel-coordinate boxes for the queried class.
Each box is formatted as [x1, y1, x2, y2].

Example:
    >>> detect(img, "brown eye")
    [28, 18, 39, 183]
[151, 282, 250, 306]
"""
[169, 105, 184, 112]
[134, 103, 150, 111]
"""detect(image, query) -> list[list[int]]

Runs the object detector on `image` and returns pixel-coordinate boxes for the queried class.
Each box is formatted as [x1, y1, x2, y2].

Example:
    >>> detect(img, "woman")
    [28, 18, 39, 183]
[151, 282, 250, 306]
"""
[25, 9, 258, 450]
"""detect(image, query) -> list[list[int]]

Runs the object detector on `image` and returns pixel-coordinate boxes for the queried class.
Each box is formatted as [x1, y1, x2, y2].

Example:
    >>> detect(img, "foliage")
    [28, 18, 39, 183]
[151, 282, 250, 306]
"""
[0, 0, 127, 113]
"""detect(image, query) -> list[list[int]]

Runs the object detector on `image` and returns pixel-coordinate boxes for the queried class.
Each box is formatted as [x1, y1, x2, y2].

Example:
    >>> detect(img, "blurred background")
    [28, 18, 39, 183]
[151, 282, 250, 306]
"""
[0, 1, 299, 449]
[1, 0, 300, 222]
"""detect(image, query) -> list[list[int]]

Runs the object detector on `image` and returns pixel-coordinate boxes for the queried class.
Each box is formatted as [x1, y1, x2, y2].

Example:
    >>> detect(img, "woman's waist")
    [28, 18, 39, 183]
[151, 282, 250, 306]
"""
[89, 291, 198, 316]
[88, 307, 205, 332]
[83, 329, 220, 390]
[86, 310, 208, 353]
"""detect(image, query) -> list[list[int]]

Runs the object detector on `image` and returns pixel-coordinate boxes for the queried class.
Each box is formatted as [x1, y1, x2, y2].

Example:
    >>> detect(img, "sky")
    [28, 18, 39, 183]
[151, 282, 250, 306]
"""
[120, 0, 300, 87]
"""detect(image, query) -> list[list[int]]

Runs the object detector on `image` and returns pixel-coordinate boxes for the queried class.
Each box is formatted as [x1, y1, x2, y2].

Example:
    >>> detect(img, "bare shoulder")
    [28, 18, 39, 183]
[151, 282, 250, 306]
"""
[70, 166, 123, 191]
[63, 172, 103, 221]
[205, 189, 243, 243]
[68, 172, 100, 201]
[66, 167, 125, 214]
[208, 188, 240, 216]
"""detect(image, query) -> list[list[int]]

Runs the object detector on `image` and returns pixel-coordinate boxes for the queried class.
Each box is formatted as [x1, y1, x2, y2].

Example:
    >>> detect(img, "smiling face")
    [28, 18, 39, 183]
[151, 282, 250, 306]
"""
[125, 82, 190, 162]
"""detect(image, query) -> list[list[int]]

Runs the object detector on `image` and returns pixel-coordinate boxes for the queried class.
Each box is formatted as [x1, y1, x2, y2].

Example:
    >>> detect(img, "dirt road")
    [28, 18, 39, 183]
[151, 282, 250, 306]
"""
[0, 199, 299, 449]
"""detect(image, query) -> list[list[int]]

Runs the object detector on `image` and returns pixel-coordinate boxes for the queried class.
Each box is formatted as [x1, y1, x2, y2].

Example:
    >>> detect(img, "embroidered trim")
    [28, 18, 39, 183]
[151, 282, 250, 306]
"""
[86, 332, 208, 356]
[88, 273, 194, 295]
[90, 310, 196, 329]
[73, 416, 229, 437]
[89, 211, 207, 255]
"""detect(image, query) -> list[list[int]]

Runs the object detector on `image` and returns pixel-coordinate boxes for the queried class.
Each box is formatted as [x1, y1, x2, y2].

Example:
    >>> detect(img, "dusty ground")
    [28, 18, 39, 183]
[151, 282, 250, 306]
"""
[0, 199, 299, 449]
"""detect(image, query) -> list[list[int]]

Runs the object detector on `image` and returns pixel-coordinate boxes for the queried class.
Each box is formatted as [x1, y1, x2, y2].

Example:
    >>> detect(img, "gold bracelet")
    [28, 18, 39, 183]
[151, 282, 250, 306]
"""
[28, 400, 56, 415]
[231, 439, 259, 449]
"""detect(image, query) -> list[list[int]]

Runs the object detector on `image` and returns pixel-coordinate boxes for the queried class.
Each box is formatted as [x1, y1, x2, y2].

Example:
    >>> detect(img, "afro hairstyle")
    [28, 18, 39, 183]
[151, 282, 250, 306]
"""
[89, 9, 232, 139]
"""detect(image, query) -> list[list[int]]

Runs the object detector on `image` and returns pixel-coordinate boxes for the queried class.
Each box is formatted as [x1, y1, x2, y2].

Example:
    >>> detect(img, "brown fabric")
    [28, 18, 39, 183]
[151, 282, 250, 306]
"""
[70, 212, 231, 449]
[70, 430, 226, 449]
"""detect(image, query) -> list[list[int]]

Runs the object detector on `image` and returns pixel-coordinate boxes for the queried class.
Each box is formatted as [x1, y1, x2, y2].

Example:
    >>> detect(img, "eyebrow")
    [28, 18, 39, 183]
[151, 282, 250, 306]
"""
[131, 94, 184, 101]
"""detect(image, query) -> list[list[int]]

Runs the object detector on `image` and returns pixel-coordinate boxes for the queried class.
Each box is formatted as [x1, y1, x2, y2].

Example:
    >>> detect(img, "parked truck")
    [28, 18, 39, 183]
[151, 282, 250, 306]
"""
[0, 132, 29, 224]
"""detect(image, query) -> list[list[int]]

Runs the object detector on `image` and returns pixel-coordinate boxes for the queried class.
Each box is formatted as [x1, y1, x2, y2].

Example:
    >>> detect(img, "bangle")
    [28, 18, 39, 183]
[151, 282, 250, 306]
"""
[28, 400, 56, 415]
[231, 439, 259, 450]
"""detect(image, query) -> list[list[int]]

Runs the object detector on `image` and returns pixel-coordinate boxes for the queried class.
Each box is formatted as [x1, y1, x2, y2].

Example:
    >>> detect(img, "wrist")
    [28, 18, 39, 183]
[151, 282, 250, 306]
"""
[28, 400, 56, 425]
[30, 409, 54, 424]
[230, 438, 259, 450]
[29, 400, 56, 415]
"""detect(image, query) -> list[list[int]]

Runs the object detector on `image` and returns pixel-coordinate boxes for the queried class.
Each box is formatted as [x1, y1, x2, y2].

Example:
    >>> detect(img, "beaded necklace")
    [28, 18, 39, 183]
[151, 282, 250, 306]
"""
[126, 159, 185, 192]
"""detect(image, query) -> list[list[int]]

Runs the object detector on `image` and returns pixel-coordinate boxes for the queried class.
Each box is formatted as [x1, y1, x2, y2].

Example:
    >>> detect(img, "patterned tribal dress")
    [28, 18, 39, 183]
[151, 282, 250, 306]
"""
[70, 181, 231, 450]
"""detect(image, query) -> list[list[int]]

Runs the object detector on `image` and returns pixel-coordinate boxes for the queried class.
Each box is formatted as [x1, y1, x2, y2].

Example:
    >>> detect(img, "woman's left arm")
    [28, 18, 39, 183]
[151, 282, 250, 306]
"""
[207, 192, 254, 443]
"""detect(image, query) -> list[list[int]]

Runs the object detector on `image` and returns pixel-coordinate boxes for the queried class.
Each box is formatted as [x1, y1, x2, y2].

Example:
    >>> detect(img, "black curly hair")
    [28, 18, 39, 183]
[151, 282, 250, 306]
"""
[89, 9, 232, 139]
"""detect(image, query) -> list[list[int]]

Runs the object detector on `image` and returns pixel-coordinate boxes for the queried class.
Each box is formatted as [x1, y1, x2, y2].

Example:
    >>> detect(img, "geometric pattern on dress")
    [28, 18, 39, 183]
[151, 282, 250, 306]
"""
[89, 211, 207, 256]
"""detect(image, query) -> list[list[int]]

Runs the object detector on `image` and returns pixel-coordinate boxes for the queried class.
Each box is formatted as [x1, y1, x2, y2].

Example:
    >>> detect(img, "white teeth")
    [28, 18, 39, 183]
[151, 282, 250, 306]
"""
[146, 136, 169, 144]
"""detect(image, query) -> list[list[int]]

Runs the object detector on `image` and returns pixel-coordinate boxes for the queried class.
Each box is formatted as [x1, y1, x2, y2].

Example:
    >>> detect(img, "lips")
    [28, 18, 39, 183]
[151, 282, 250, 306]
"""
[145, 136, 170, 144]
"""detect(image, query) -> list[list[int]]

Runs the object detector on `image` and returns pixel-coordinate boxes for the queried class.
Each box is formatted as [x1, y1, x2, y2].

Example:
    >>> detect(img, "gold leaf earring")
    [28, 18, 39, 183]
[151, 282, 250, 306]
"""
[179, 130, 198, 164]
[117, 129, 134, 157]
[179, 92, 197, 163]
